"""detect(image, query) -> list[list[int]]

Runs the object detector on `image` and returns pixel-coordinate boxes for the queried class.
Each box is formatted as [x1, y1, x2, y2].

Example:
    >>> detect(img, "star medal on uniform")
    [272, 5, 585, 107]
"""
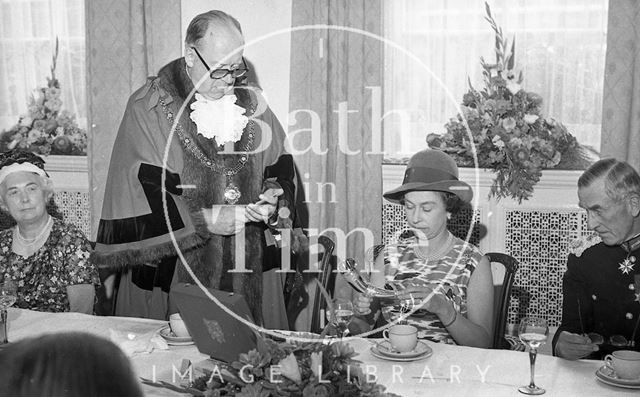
[619, 255, 635, 275]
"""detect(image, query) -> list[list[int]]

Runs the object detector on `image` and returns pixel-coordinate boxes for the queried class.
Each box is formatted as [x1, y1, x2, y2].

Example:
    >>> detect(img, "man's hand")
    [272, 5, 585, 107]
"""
[554, 331, 599, 360]
[201, 205, 246, 236]
[246, 187, 283, 224]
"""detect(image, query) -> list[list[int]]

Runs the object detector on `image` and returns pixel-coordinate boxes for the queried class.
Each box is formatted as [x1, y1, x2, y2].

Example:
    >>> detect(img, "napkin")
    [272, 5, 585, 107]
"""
[108, 328, 169, 357]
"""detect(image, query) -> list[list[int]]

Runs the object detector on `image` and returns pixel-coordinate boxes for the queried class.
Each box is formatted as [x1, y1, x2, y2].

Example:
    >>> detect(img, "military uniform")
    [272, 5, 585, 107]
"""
[552, 234, 640, 359]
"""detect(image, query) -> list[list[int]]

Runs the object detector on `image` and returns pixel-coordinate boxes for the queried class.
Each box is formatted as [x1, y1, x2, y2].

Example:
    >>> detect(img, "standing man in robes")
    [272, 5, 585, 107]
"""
[92, 10, 299, 327]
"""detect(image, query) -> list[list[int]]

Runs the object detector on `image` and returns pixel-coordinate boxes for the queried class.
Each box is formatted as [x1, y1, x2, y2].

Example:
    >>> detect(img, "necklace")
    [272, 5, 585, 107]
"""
[15, 215, 52, 246]
[158, 91, 256, 205]
[413, 231, 455, 262]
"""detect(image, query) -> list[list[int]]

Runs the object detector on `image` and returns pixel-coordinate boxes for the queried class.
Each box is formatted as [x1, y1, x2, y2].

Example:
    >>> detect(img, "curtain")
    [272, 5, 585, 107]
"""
[289, 0, 383, 272]
[0, 0, 85, 130]
[384, 0, 608, 158]
[86, 0, 181, 239]
[600, 0, 640, 171]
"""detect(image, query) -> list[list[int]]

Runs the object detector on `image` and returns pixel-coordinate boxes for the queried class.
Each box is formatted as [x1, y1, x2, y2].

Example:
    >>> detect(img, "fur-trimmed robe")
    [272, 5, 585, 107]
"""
[92, 58, 295, 324]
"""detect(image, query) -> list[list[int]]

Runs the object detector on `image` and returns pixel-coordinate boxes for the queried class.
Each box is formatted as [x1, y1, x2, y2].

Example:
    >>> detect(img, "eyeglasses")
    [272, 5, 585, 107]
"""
[190, 46, 248, 80]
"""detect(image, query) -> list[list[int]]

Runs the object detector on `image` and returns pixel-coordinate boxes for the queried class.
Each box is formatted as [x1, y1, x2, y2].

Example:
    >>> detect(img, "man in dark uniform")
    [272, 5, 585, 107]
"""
[553, 158, 640, 359]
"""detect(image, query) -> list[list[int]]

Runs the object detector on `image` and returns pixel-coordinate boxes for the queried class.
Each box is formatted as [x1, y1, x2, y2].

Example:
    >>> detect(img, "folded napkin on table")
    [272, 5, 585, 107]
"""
[109, 328, 168, 356]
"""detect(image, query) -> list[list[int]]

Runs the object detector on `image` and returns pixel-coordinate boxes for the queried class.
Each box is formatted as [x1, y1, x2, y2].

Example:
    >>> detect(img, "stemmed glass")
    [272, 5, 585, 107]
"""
[0, 280, 17, 344]
[329, 299, 354, 338]
[518, 316, 549, 395]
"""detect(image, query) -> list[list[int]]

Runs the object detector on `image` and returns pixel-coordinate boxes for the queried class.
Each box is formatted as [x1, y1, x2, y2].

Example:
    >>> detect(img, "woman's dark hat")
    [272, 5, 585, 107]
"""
[0, 149, 47, 171]
[383, 149, 472, 204]
[0, 149, 48, 185]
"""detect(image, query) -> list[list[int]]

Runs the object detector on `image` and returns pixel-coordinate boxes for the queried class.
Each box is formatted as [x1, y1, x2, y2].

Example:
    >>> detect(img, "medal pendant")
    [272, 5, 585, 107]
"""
[224, 181, 241, 204]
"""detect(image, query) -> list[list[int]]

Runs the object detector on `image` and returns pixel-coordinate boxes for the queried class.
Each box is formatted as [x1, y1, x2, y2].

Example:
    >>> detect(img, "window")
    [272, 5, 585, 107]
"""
[383, 0, 608, 159]
[0, 0, 86, 130]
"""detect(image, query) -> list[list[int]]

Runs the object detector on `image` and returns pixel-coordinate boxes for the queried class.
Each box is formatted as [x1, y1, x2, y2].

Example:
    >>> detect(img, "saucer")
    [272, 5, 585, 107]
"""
[595, 365, 640, 389]
[374, 340, 429, 359]
[159, 325, 194, 346]
[371, 340, 432, 362]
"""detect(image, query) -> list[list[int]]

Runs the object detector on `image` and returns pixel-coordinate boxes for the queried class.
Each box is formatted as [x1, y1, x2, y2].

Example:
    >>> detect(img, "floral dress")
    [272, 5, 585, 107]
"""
[0, 218, 99, 312]
[382, 236, 484, 344]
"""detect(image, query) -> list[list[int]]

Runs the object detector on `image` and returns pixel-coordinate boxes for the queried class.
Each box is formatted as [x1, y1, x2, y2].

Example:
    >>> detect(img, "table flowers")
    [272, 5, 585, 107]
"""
[0, 38, 87, 156]
[142, 334, 401, 397]
[426, 3, 591, 203]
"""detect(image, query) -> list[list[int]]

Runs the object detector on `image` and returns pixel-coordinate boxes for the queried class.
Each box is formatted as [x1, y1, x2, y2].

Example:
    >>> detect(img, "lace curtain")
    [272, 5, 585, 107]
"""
[383, 0, 608, 159]
[0, 0, 86, 131]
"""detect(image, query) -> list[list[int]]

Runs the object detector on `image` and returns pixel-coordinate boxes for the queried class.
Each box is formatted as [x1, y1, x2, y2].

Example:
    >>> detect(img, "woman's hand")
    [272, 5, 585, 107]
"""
[353, 292, 373, 316]
[395, 282, 453, 318]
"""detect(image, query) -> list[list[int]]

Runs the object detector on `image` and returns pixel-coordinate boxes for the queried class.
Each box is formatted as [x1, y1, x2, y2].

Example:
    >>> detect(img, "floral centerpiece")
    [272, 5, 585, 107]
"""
[142, 334, 401, 397]
[0, 38, 87, 156]
[427, 3, 591, 203]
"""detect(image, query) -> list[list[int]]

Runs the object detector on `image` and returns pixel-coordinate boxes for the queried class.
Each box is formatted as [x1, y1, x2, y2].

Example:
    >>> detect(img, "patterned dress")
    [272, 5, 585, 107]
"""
[383, 235, 484, 344]
[0, 218, 99, 312]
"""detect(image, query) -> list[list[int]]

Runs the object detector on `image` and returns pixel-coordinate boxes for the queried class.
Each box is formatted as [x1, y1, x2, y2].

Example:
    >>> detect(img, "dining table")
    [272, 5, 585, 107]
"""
[3, 308, 638, 396]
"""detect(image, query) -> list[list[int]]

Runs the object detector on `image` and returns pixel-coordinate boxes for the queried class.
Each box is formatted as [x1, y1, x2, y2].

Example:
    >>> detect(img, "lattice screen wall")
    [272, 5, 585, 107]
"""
[382, 203, 482, 246]
[0, 190, 91, 238]
[505, 210, 591, 327]
[382, 202, 591, 327]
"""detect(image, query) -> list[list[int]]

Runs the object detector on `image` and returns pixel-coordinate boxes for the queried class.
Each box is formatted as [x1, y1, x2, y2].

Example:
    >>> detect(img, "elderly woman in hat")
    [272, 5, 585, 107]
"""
[353, 149, 494, 348]
[0, 150, 99, 313]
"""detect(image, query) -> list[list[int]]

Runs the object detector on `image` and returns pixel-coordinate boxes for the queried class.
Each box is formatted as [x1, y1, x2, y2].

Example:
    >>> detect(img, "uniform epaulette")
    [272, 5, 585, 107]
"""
[568, 233, 601, 257]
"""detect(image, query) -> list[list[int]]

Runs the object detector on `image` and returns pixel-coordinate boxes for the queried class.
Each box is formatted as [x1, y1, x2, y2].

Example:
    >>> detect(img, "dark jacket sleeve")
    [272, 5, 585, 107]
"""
[264, 154, 297, 224]
[261, 154, 303, 272]
[552, 253, 592, 355]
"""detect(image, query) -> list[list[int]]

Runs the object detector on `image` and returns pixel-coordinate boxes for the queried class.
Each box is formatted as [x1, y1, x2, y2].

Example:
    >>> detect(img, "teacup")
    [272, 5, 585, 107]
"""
[604, 350, 640, 380]
[382, 324, 418, 353]
[169, 313, 190, 338]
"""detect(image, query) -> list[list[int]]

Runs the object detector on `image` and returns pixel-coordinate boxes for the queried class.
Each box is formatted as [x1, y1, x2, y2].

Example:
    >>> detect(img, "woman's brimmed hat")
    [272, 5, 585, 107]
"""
[0, 149, 48, 186]
[383, 149, 472, 204]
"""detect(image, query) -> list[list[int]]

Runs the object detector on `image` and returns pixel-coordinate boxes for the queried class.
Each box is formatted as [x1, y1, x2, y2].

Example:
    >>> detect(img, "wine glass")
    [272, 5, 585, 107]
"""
[0, 280, 17, 309]
[329, 299, 354, 338]
[0, 280, 17, 344]
[518, 317, 549, 395]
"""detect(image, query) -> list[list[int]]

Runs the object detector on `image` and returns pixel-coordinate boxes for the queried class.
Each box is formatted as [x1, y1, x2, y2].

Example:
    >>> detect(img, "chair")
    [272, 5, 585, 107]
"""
[485, 252, 519, 349]
[309, 235, 335, 334]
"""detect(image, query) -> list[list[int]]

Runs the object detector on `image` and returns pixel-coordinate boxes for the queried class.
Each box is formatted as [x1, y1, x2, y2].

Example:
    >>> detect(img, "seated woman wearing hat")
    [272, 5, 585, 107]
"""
[0, 150, 99, 313]
[353, 149, 494, 348]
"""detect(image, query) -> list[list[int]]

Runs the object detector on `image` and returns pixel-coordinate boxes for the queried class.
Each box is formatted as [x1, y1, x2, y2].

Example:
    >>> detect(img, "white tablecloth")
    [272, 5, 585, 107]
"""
[5, 308, 637, 396]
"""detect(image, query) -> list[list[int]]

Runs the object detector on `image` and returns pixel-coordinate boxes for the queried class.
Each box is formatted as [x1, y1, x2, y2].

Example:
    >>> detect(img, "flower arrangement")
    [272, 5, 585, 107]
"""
[427, 3, 591, 203]
[143, 334, 400, 397]
[0, 38, 87, 156]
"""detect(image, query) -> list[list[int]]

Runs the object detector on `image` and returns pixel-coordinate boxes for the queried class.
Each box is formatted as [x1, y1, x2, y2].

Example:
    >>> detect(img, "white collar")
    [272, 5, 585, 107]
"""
[189, 93, 248, 146]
